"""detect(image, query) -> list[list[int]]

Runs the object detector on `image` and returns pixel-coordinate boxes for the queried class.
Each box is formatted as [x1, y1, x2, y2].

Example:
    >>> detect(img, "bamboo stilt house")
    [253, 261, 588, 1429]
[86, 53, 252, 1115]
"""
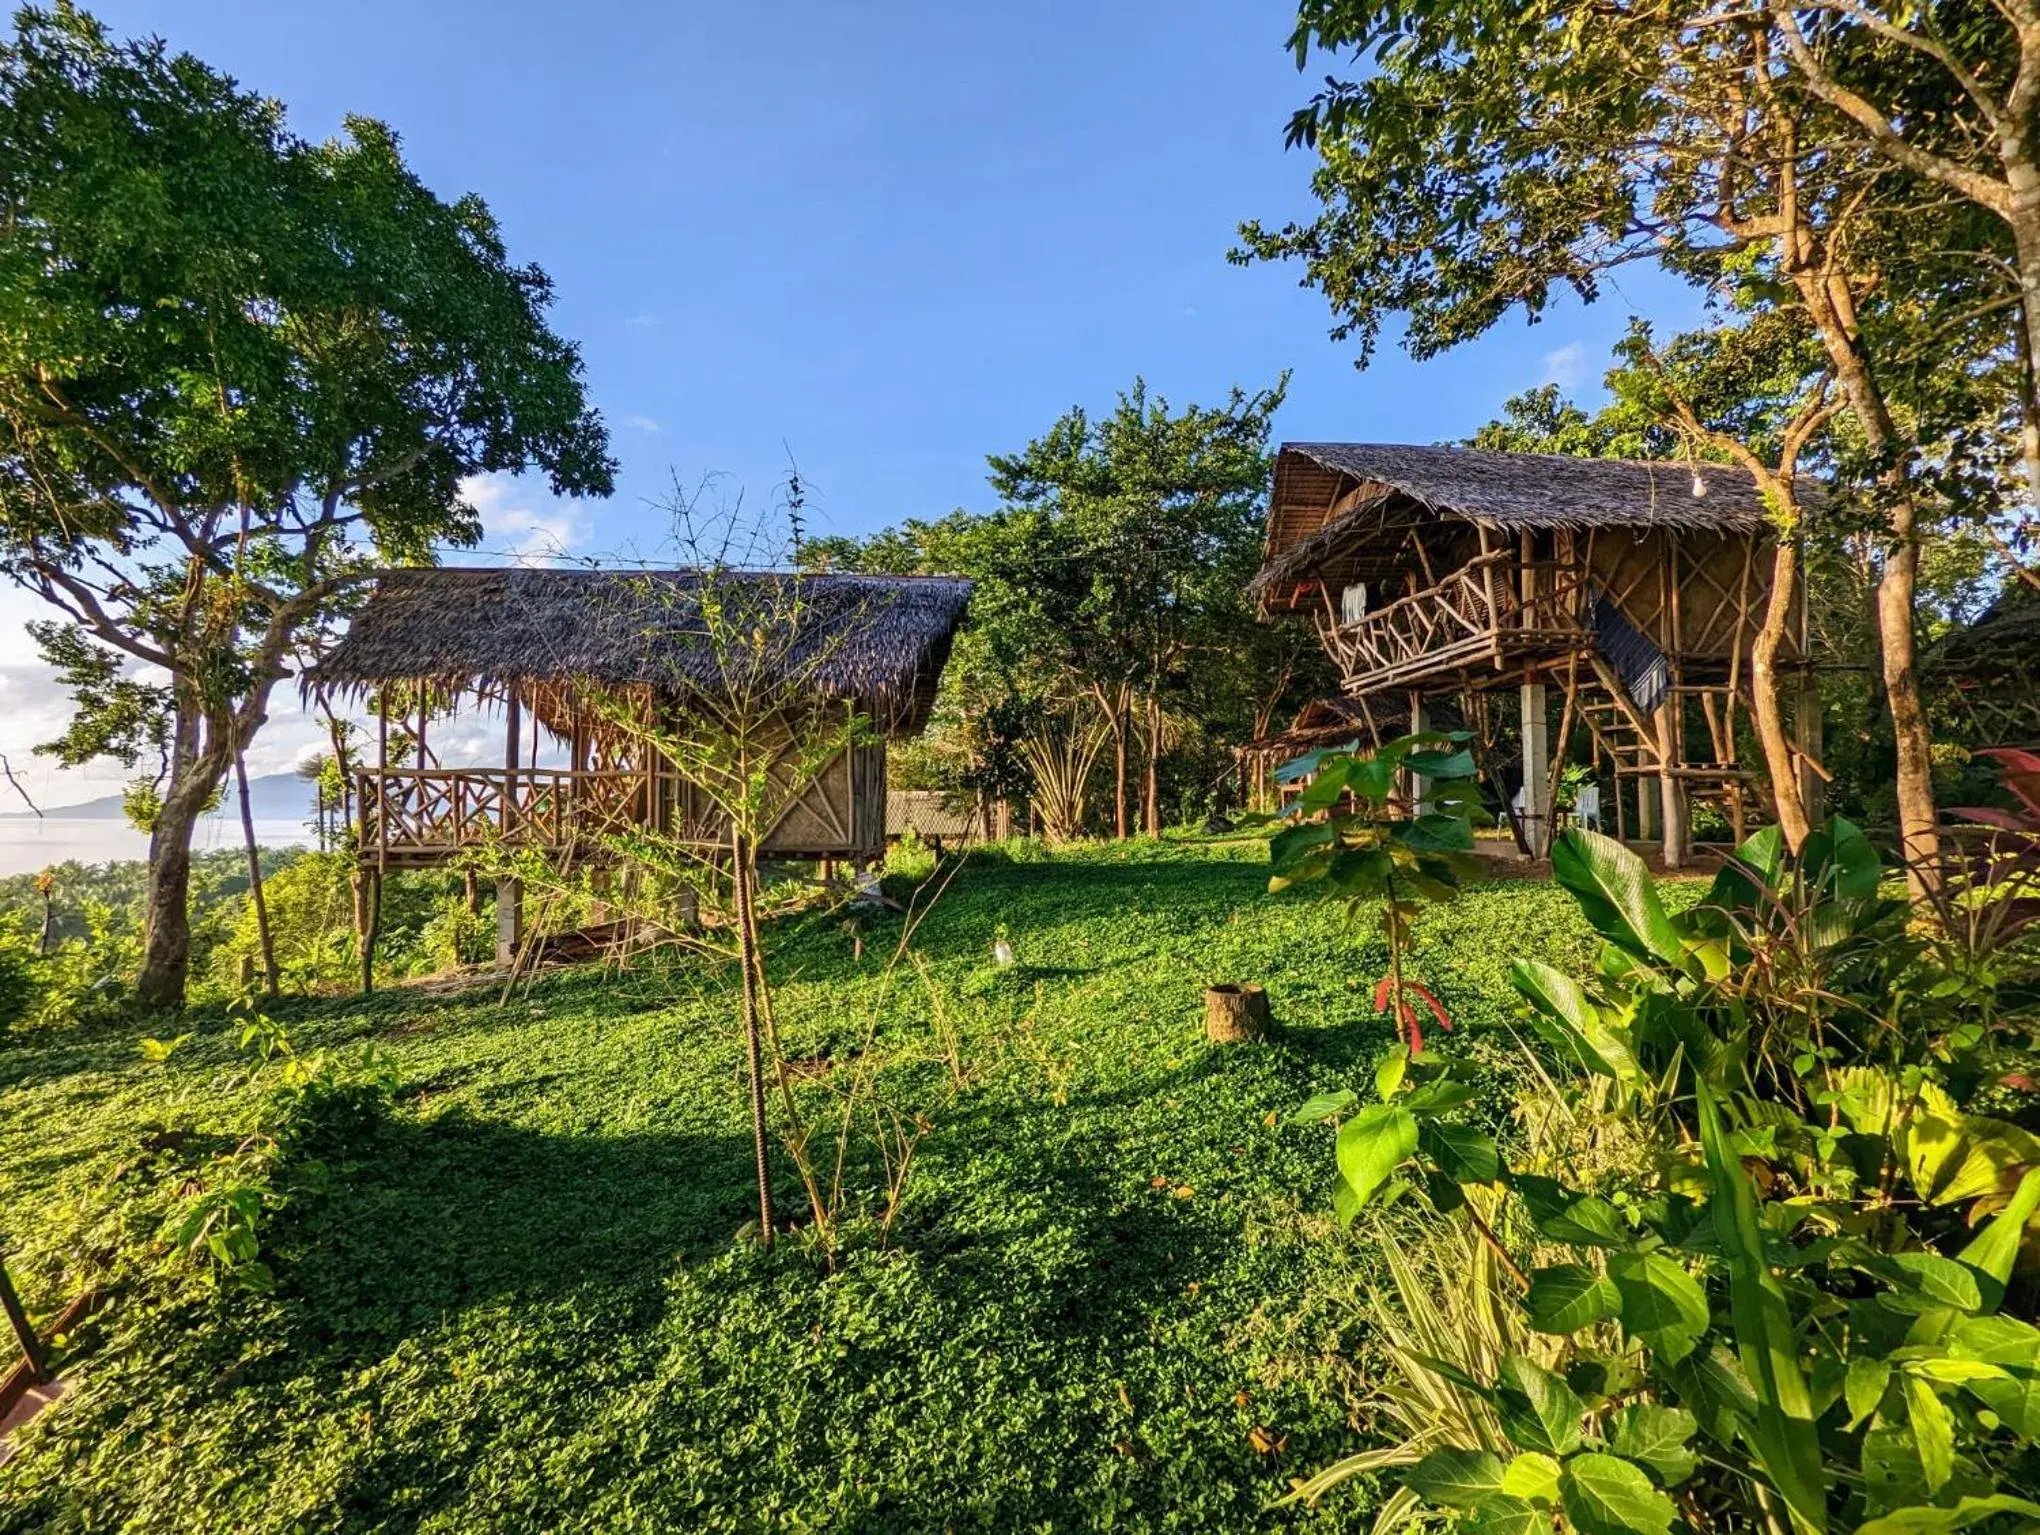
[312, 566, 974, 877]
[1250, 443, 1823, 865]
[1935, 587, 2040, 747]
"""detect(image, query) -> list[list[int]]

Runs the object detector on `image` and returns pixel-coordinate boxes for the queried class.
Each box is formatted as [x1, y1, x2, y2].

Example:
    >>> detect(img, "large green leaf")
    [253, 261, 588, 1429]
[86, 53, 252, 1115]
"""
[1405, 748, 1477, 779]
[1493, 1354, 1584, 1456]
[1902, 1374, 1954, 1493]
[1698, 1082, 1829, 1533]
[1903, 1084, 2040, 1206]
[1558, 1452, 1677, 1535]
[1607, 1403, 1698, 1487]
[1857, 1495, 2040, 1535]
[1419, 1119, 1500, 1185]
[1288, 1088, 1357, 1125]
[1512, 1175, 1628, 1247]
[1401, 1446, 1507, 1509]
[1398, 812, 1475, 853]
[1510, 958, 1641, 1086]
[1665, 1343, 1758, 1445]
[1948, 1314, 2040, 1437]
[1525, 1263, 1620, 1335]
[1550, 829, 1685, 965]
[1269, 818, 1337, 870]
[1865, 1253, 1985, 1316]
[1336, 1103, 1417, 1212]
[1463, 1497, 1546, 1535]
[1955, 1164, 2040, 1290]
[1499, 1451, 1562, 1505]
[1801, 816, 1881, 902]
[1705, 824, 1787, 915]
[1607, 1250, 1711, 1365]
[1291, 756, 1360, 814]
[1845, 1356, 1893, 1427]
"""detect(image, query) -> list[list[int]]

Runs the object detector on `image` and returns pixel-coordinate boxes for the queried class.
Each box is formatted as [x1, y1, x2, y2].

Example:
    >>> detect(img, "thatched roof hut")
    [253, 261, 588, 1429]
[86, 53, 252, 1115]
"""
[1252, 442, 1777, 607]
[1939, 587, 2040, 685]
[315, 567, 974, 733]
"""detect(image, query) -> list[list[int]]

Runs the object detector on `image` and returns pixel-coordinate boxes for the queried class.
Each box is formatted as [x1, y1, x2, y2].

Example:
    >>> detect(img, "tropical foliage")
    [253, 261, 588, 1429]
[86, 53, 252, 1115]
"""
[1284, 819, 2040, 1532]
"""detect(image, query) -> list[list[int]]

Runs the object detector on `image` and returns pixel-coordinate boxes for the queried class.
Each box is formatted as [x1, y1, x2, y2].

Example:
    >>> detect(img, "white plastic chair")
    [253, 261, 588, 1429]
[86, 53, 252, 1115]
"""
[1575, 783, 1602, 832]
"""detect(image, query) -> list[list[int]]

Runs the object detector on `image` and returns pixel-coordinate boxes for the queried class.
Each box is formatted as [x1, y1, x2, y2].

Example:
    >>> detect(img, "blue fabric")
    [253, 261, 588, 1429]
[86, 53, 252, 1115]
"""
[1589, 590, 1669, 714]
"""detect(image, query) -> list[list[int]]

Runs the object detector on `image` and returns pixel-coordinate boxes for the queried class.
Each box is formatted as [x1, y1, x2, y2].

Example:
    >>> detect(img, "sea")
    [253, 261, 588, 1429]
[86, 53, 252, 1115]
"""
[0, 817, 314, 877]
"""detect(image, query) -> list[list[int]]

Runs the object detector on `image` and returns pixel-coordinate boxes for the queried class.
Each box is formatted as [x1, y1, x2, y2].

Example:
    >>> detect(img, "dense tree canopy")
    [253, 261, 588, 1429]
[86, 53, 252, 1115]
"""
[0, 5, 614, 1002]
[1236, 0, 2040, 878]
[810, 379, 1320, 837]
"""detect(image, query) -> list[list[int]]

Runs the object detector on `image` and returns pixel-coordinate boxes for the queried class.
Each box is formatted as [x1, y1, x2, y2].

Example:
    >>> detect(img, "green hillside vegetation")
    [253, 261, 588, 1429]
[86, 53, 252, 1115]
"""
[0, 837, 1606, 1532]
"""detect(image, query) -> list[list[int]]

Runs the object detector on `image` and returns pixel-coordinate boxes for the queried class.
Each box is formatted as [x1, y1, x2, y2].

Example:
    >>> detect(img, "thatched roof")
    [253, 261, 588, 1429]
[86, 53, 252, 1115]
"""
[1937, 585, 2040, 682]
[314, 567, 974, 734]
[1253, 442, 1779, 604]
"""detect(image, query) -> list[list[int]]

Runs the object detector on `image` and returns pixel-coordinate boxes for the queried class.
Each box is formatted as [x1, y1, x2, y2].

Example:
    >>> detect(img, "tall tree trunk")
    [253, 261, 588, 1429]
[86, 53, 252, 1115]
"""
[235, 744, 279, 997]
[1142, 689, 1164, 837]
[136, 698, 214, 1009]
[2016, 291, 2040, 515]
[731, 827, 776, 1246]
[1089, 682, 1130, 839]
[1796, 274, 1940, 894]
[1750, 532, 1812, 852]
[1113, 704, 1129, 839]
[1878, 532, 1938, 886]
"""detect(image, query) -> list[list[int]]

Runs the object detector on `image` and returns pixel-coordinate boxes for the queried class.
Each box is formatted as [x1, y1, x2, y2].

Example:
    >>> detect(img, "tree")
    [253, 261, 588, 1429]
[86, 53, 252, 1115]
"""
[1236, 0, 1996, 886]
[0, 7, 613, 1003]
[989, 379, 1287, 836]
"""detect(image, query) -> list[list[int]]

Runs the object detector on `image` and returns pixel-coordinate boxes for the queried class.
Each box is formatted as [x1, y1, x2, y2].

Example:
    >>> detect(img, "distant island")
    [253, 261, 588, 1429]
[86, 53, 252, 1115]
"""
[0, 771, 316, 823]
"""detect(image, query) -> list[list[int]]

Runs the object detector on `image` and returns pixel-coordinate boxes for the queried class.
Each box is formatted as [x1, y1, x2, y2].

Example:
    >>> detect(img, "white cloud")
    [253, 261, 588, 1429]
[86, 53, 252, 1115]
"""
[462, 472, 594, 567]
[1540, 341, 1589, 392]
[625, 310, 664, 328]
[624, 413, 662, 434]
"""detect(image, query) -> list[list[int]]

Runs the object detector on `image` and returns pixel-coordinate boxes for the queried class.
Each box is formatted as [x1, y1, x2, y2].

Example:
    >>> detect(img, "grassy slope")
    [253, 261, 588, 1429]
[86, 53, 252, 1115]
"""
[0, 837, 1607, 1534]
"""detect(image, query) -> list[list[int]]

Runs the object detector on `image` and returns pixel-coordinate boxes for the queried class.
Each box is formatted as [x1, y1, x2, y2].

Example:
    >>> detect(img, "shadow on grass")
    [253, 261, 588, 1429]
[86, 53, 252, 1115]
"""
[269, 1110, 761, 1352]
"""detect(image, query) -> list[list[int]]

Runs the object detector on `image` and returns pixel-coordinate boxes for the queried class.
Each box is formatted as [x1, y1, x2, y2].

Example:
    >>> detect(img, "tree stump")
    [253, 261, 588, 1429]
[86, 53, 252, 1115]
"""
[1205, 983, 1271, 1044]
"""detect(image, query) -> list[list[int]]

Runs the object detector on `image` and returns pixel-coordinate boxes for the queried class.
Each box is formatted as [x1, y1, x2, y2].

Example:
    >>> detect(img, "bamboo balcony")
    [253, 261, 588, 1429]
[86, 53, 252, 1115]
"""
[1315, 552, 1593, 695]
[355, 767, 671, 867]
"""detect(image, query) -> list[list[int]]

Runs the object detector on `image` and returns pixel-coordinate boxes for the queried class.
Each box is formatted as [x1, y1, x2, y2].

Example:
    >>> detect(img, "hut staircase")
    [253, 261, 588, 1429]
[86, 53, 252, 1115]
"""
[1577, 686, 1664, 779]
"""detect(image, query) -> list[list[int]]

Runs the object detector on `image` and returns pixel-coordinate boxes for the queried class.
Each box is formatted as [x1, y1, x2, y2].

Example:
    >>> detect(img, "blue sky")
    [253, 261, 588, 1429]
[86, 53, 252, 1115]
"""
[0, 0, 1704, 811]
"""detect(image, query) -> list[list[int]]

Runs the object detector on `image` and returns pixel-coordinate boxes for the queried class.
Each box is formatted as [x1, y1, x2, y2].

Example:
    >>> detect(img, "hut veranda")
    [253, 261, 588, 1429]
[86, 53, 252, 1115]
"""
[313, 567, 973, 967]
[1246, 442, 1824, 863]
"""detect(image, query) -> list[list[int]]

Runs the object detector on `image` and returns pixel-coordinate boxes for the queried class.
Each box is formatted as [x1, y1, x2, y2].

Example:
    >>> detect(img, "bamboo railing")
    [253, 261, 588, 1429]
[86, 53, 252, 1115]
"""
[1315, 552, 1592, 693]
[356, 767, 658, 859]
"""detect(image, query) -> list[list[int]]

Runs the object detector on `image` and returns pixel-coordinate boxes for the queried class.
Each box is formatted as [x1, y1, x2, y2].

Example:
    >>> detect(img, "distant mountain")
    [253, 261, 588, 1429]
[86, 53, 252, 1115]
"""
[1, 771, 316, 823]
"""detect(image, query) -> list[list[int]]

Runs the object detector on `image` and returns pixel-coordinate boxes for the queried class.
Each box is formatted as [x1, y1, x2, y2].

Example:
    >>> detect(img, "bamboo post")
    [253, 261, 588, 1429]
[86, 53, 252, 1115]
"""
[1659, 539, 1690, 869]
[376, 689, 389, 876]
[504, 688, 521, 839]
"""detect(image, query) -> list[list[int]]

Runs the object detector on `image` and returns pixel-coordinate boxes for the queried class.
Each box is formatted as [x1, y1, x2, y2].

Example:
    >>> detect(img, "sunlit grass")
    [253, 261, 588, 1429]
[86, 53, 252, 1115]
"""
[0, 835, 1608, 1533]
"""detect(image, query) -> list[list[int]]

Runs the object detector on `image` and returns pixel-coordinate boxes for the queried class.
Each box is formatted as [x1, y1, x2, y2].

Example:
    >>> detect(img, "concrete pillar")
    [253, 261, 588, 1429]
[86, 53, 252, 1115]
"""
[1635, 776, 1660, 842]
[495, 876, 523, 967]
[1654, 699, 1689, 870]
[1408, 692, 1430, 815]
[1520, 682, 1550, 858]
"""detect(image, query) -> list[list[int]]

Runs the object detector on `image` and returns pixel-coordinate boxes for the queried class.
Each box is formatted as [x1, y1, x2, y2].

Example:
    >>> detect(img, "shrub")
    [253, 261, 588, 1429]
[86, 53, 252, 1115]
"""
[1287, 822, 2040, 1533]
[413, 888, 492, 972]
[0, 928, 36, 1029]
[212, 851, 356, 994]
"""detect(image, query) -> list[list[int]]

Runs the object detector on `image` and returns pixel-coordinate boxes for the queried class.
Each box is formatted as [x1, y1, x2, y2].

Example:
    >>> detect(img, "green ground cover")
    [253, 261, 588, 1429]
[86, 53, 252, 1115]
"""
[0, 837, 1622, 1533]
